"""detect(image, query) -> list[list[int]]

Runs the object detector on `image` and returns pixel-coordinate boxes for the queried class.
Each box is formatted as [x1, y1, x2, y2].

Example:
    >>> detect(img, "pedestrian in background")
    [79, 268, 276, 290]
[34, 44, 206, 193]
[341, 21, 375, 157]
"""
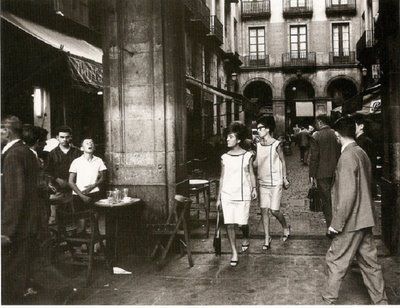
[297, 126, 311, 164]
[309, 115, 340, 229]
[255, 116, 290, 251]
[1, 116, 41, 302]
[216, 122, 257, 267]
[322, 116, 387, 305]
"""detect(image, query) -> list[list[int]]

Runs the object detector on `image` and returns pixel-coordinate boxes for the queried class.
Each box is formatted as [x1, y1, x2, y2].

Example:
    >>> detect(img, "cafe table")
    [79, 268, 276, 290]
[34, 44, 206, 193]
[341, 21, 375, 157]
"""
[94, 197, 142, 269]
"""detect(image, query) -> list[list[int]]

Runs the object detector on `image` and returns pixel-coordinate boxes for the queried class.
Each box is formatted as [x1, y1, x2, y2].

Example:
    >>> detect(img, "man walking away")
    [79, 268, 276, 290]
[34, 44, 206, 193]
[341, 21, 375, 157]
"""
[322, 116, 387, 305]
[309, 115, 340, 228]
[297, 126, 310, 164]
[1, 116, 41, 303]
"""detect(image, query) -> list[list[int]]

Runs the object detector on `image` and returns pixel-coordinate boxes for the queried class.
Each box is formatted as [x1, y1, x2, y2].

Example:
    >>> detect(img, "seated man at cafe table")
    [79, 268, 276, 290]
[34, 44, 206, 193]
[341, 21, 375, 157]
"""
[69, 138, 107, 236]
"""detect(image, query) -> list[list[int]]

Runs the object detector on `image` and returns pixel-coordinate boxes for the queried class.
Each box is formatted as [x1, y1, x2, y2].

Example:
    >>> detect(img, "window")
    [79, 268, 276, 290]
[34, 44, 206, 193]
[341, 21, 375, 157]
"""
[332, 23, 350, 56]
[332, 0, 348, 4]
[290, 25, 307, 58]
[249, 27, 265, 65]
[290, 0, 306, 7]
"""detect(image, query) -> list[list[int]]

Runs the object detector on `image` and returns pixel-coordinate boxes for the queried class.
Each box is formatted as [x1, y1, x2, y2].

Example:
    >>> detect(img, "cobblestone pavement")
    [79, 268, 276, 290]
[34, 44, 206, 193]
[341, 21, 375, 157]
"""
[22, 146, 399, 305]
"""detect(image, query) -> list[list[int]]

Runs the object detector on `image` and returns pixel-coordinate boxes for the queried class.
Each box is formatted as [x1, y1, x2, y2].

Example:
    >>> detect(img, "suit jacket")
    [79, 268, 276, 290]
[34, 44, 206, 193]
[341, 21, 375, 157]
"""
[1, 140, 41, 239]
[330, 142, 375, 232]
[309, 126, 340, 179]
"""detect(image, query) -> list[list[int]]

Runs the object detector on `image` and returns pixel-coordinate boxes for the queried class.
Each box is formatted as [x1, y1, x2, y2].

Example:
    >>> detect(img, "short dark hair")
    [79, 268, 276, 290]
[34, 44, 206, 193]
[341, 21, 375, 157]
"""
[315, 115, 330, 126]
[22, 125, 48, 146]
[227, 121, 248, 143]
[256, 115, 276, 132]
[55, 125, 72, 136]
[333, 115, 356, 139]
[1, 115, 22, 137]
[353, 113, 366, 125]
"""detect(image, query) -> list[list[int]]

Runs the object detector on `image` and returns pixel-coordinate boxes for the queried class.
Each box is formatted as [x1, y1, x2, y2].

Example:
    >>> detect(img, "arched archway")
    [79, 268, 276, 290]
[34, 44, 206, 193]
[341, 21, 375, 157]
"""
[284, 78, 315, 130]
[326, 78, 358, 113]
[243, 80, 273, 118]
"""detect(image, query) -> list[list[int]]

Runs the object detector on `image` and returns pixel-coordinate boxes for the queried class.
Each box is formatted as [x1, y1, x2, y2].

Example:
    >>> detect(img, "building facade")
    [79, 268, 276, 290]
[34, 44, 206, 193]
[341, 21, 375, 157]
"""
[237, 0, 363, 136]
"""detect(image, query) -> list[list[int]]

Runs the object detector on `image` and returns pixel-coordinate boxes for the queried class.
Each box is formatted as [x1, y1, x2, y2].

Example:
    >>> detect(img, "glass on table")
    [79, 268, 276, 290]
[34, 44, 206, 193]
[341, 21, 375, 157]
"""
[113, 188, 121, 202]
[107, 190, 114, 204]
[123, 188, 129, 199]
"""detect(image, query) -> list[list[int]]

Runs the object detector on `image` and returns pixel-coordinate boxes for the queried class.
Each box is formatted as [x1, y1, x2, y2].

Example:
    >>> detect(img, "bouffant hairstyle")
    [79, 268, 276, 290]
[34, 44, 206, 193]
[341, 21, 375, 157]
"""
[227, 121, 248, 143]
[256, 115, 276, 132]
[333, 115, 356, 139]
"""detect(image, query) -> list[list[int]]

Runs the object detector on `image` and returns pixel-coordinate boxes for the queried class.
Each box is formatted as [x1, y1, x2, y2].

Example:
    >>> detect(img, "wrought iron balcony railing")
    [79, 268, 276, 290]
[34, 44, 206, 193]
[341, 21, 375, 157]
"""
[325, 0, 356, 16]
[241, 0, 271, 19]
[282, 52, 316, 68]
[283, 0, 313, 18]
[209, 15, 223, 44]
[329, 51, 356, 65]
[241, 55, 270, 68]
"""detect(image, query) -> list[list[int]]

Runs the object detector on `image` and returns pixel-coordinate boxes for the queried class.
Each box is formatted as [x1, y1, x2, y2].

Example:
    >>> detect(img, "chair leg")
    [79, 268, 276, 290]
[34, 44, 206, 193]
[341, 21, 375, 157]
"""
[86, 214, 96, 286]
[181, 214, 194, 267]
[202, 190, 210, 238]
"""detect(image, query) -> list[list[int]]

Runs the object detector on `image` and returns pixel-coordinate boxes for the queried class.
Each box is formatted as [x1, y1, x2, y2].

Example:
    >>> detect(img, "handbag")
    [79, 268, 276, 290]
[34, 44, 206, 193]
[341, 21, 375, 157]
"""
[213, 208, 224, 256]
[307, 184, 322, 212]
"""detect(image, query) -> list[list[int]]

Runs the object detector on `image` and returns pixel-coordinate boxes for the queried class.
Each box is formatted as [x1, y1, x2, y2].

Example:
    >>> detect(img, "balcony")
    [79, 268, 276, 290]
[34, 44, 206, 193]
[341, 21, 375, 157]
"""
[329, 51, 356, 65]
[282, 52, 316, 70]
[325, 0, 356, 16]
[226, 0, 239, 3]
[208, 15, 223, 45]
[241, 55, 270, 68]
[184, 0, 210, 33]
[283, 0, 313, 18]
[241, 0, 271, 19]
[356, 30, 376, 62]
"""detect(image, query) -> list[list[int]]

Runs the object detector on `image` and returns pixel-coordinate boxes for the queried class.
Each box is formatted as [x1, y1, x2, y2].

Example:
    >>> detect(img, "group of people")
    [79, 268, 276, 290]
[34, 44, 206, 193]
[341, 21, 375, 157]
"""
[1, 115, 107, 303]
[216, 114, 387, 304]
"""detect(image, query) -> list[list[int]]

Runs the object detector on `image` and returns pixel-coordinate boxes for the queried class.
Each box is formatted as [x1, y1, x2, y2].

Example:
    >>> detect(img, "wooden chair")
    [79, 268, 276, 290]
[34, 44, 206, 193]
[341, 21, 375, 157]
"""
[148, 195, 193, 269]
[56, 203, 106, 286]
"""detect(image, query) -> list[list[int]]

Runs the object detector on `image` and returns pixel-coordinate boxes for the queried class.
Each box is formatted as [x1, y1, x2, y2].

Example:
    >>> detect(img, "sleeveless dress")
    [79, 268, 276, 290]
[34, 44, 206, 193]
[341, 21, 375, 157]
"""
[220, 151, 253, 225]
[256, 139, 284, 210]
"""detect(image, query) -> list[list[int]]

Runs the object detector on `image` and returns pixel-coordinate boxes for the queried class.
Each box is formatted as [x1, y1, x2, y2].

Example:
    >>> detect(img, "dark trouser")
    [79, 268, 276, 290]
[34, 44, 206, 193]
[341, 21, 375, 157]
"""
[323, 228, 388, 304]
[1, 235, 35, 304]
[299, 146, 309, 162]
[318, 177, 333, 227]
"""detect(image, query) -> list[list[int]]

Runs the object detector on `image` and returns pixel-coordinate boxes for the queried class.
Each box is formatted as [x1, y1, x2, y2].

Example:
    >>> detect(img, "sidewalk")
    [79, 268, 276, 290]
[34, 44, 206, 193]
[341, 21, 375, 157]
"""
[22, 146, 400, 305]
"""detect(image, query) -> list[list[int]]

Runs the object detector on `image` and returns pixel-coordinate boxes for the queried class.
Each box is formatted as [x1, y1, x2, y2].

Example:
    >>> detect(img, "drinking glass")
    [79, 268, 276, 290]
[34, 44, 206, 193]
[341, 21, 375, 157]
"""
[107, 190, 114, 204]
[113, 188, 121, 202]
[123, 188, 129, 199]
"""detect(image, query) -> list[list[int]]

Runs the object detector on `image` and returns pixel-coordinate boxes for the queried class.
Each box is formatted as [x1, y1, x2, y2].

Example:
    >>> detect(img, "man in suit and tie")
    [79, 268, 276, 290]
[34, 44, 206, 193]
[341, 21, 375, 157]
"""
[322, 116, 387, 305]
[1, 116, 41, 303]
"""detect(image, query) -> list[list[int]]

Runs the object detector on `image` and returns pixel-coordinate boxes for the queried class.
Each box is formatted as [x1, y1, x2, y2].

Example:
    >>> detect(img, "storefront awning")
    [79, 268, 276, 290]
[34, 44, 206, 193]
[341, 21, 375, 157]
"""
[185, 75, 255, 111]
[356, 84, 381, 115]
[1, 12, 103, 91]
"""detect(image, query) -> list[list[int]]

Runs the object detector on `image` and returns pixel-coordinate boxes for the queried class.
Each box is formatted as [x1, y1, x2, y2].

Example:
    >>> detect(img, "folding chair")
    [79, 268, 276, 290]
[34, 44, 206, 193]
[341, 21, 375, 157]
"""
[148, 195, 193, 269]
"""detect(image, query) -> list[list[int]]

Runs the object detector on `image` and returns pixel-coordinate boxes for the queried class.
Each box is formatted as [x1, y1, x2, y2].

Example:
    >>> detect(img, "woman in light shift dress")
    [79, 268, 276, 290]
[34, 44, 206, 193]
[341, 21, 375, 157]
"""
[216, 122, 257, 267]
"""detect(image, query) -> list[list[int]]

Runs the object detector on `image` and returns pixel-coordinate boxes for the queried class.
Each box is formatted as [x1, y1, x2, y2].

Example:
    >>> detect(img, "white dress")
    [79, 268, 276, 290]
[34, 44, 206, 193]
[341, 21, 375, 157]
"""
[220, 151, 253, 225]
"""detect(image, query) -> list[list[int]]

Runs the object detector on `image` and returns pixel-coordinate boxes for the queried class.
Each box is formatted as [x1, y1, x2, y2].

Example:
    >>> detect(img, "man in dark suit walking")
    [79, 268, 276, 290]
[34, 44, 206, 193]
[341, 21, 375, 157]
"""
[309, 115, 341, 228]
[322, 116, 387, 304]
[1, 116, 41, 303]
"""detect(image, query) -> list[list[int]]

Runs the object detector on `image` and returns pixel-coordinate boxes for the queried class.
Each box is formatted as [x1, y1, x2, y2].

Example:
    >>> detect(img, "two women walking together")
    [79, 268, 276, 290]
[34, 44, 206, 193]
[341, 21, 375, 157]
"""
[216, 116, 291, 266]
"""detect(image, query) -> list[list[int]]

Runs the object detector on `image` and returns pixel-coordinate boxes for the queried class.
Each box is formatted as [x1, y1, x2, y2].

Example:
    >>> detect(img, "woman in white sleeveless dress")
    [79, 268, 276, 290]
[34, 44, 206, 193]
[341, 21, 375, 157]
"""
[216, 122, 257, 267]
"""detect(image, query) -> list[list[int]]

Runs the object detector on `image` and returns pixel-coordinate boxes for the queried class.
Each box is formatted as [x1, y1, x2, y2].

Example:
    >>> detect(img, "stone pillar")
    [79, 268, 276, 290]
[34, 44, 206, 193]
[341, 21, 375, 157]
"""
[273, 100, 285, 137]
[103, 0, 186, 222]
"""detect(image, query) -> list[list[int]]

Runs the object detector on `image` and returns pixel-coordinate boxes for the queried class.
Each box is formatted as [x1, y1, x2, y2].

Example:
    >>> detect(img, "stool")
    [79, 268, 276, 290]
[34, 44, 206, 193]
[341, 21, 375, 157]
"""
[189, 179, 211, 238]
[56, 204, 106, 286]
[148, 195, 193, 269]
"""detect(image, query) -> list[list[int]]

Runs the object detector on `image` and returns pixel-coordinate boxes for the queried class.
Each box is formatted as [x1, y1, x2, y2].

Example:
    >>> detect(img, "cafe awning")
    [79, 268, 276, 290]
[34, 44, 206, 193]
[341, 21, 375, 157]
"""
[356, 84, 381, 115]
[1, 12, 103, 91]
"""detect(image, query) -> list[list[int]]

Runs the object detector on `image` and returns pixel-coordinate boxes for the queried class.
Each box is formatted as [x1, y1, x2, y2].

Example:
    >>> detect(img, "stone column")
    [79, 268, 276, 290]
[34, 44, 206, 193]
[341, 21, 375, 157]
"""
[103, 0, 186, 222]
[273, 100, 285, 137]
